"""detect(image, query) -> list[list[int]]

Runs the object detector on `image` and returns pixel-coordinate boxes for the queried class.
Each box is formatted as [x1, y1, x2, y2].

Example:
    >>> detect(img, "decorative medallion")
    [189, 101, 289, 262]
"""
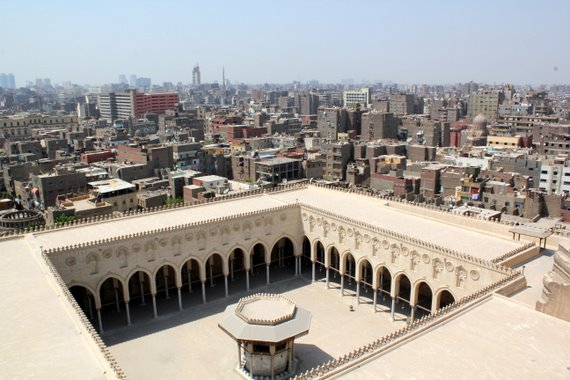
[102, 249, 112, 259]
[445, 261, 454, 272]
[255, 219, 262, 227]
[280, 213, 287, 221]
[347, 228, 353, 237]
[422, 253, 431, 264]
[302, 213, 307, 221]
[65, 257, 76, 267]
[132, 243, 141, 252]
[470, 270, 480, 281]
[382, 240, 390, 249]
[185, 233, 193, 241]
[159, 238, 168, 247]
[233, 223, 240, 232]
[210, 228, 217, 237]
[317, 218, 322, 226]
[364, 234, 370, 243]
[331, 223, 337, 232]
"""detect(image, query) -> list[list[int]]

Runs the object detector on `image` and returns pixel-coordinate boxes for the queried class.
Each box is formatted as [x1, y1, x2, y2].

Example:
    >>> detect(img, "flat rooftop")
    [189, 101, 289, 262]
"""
[33, 186, 522, 260]
[268, 187, 521, 260]
[88, 178, 136, 193]
[0, 237, 111, 379]
[343, 295, 570, 379]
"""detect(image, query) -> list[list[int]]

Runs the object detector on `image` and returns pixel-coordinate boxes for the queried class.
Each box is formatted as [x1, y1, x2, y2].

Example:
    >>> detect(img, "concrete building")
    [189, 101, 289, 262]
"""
[88, 178, 137, 212]
[389, 93, 422, 116]
[343, 88, 370, 108]
[316, 107, 347, 141]
[98, 90, 178, 121]
[538, 156, 570, 195]
[468, 90, 505, 122]
[192, 65, 201, 86]
[255, 157, 302, 185]
[31, 168, 88, 207]
[323, 141, 353, 181]
[361, 111, 399, 141]
[192, 175, 229, 194]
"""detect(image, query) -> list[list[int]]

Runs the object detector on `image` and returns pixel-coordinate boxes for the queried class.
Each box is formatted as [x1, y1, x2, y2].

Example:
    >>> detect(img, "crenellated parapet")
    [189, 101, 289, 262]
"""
[46, 204, 302, 292]
[291, 272, 524, 380]
[38, 249, 127, 379]
[300, 202, 518, 298]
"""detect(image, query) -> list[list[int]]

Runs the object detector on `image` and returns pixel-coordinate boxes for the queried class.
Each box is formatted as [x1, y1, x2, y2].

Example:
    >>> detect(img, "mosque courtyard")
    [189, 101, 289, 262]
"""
[105, 272, 406, 380]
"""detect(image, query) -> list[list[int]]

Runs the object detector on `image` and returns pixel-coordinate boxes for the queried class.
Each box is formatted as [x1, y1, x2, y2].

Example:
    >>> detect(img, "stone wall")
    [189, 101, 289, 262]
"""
[536, 241, 570, 322]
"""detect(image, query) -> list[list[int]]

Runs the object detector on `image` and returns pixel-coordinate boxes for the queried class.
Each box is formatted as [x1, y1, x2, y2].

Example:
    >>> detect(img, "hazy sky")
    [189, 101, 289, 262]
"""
[2, 0, 569, 86]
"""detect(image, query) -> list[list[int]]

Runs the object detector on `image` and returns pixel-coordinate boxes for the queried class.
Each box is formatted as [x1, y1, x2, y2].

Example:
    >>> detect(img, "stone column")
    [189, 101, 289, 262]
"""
[209, 262, 214, 288]
[356, 282, 361, 304]
[311, 261, 316, 283]
[390, 296, 396, 321]
[266, 264, 270, 285]
[373, 288, 378, 312]
[287, 341, 293, 372]
[410, 305, 416, 323]
[237, 341, 242, 369]
[224, 275, 229, 298]
[246, 270, 250, 291]
[201, 281, 207, 304]
[139, 277, 146, 305]
[298, 256, 302, 275]
[340, 275, 345, 295]
[97, 308, 103, 332]
[164, 273, 170, 299]
[152, 294, 158, 318]
[114, 286, 121, 312]
[125, 301, 131, 325]
[270, 345, 276, 380]
[294, 256, 298, 276]
[325, 267, 330, 289]
[177, 287, 183, 311]
[187, 267, 193, 293]
[230, 258, 235, 281]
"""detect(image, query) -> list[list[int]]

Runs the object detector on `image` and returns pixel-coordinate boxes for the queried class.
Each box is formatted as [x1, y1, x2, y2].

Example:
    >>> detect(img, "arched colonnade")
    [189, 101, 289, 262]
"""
[302, 237, 456, 322]
[69, 236, 302, 332]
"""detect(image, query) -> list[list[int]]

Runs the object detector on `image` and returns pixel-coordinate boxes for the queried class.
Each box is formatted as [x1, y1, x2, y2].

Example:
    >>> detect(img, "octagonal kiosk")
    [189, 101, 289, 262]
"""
[218, 293, 311, 379]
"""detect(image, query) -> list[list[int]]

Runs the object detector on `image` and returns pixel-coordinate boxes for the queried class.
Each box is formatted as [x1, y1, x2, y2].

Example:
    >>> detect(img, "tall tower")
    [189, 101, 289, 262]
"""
[222, 67, 226, 91]
[192, 65, 201, 86]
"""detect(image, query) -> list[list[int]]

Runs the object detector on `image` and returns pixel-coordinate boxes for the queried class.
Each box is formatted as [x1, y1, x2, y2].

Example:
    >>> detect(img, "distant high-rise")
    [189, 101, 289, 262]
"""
[135, 77, 151, 89]
[129, 74, 137, 87]
[119, 74, 127, 84]
[192, 65, 201, 86]
[6, 73, 16, 89]
[0, 73, 8, 89]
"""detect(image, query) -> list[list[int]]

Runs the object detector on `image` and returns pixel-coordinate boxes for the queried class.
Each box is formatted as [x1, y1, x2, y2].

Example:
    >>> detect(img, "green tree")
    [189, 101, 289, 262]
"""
[54, 214, 77, 225]
[165, 197, 184, 206]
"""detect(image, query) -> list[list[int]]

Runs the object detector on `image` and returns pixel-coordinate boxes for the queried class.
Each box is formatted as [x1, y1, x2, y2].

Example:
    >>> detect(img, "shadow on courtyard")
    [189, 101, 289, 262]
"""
[295, 344, 334, 371]
[102, 263, 313, 346]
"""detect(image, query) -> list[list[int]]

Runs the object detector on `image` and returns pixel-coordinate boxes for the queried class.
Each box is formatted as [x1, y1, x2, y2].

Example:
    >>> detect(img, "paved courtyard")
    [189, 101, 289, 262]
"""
[106, 275, 406, 379]
[510, 249, 556, 307]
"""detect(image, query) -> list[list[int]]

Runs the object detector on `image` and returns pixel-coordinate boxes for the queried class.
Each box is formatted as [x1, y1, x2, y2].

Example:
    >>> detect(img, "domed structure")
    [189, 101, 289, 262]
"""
[472, 113, 488, 134]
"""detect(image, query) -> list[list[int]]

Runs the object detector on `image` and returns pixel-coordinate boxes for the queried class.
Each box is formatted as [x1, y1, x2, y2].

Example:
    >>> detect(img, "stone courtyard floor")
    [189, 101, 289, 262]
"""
[106, 274, 406, 379]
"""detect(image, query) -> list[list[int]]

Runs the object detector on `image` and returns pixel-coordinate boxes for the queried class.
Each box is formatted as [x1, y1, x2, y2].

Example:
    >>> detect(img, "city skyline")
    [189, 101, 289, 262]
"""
[1, 0, 569, 86]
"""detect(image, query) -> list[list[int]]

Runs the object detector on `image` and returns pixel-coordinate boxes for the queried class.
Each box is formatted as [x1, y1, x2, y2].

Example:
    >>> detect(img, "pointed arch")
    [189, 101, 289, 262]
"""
[434, 287, 456, 310]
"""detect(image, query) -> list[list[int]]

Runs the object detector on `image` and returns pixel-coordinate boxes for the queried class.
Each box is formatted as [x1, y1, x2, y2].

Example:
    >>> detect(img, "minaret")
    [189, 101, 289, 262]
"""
[221, 67, 226, 106]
